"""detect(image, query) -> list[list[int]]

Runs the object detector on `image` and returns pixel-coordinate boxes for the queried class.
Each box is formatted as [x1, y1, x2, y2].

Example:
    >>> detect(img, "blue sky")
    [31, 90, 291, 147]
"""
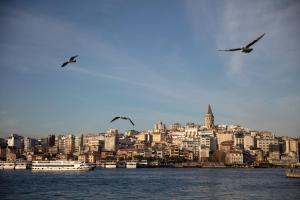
[0, 0, 299, 137]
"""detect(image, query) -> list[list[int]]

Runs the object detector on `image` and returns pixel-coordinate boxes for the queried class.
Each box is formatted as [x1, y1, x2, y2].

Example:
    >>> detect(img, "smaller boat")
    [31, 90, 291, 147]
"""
[2, 162, 15, 170]
[286, 168, 300, 178]
[14, 162, 29, 170]
[105, 161, 117, 168]
[126, 161, 137, 168]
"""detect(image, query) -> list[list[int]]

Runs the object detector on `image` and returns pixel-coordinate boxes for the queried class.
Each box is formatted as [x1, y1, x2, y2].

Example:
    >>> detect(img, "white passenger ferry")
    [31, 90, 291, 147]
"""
[0, 161, 30, 170]
[14, 162, 29, 169]
[32, 161, 94, 171]
[105, 161, 117, 168]
[2, 162, 15, 170]
[126, 161, 137, 168]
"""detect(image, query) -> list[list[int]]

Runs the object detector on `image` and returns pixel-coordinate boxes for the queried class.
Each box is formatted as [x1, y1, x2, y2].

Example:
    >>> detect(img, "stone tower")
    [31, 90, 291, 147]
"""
[204, 104, 214, 129]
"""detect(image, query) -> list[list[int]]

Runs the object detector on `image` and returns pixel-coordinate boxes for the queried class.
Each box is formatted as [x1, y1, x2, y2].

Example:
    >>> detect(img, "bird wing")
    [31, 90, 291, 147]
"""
[110, 116, 120, 123]
[218, 48, 242, 51]
[128, 118, 135, 126]
[61, 62, 69, 67]
[245, 33, 265, 48]
[70, 55, 78, 61]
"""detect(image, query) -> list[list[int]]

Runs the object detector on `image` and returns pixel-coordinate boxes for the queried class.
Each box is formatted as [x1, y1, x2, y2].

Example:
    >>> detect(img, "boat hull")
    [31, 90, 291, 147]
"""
[105, 162, 117, 168]
[15, 165, 27, 170]
[286, 168, 300, 178]
[105, 165, 117, 168]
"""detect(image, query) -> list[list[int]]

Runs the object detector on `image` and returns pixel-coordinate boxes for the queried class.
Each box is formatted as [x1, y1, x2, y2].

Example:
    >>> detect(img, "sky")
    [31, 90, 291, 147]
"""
[0, 0, 300, 138]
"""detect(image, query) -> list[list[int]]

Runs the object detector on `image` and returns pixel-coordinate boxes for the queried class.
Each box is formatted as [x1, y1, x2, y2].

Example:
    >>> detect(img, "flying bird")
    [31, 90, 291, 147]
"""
[110, 116, 135, 126]
[218, 33, 265, 53]
[61, 55, 78, 67]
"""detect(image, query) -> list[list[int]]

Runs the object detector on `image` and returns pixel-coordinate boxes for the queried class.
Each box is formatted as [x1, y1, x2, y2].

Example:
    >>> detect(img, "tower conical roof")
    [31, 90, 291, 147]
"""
[207, 104, 213, 115]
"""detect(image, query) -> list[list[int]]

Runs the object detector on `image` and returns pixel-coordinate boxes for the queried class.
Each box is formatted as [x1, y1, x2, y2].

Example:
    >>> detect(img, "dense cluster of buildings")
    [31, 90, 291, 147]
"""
[0, 105, 299, 166]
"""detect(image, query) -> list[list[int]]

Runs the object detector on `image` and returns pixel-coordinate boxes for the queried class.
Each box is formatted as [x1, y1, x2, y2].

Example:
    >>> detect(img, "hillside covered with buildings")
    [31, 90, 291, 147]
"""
[1, 105, 299, 167]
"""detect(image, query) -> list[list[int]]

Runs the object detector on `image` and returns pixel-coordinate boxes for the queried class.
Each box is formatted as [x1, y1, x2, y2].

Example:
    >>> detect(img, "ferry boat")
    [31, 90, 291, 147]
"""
[126, 161, 137, 168]
[2, 162, 16, 170]
[105, 161, 117, 168]
[14, 162, 29, 169]
[32, 161, 94, 171]
[0, 161, 30, 170]
[286, 168, 300, 178]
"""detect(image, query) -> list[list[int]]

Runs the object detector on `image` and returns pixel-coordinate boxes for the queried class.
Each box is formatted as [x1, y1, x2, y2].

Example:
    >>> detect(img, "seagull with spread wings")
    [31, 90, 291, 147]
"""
[110, 116, 135, 126]
[218, 33, 265, 53]
[61, 55, 78, 67]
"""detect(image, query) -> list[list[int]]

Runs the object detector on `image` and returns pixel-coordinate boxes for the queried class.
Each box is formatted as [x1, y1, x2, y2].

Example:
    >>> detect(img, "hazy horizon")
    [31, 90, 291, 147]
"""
[1, 0, 300, 138]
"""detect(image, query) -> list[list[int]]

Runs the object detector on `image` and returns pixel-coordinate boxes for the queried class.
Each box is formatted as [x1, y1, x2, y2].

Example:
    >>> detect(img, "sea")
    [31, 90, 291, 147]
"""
[1, 168, 300, 200]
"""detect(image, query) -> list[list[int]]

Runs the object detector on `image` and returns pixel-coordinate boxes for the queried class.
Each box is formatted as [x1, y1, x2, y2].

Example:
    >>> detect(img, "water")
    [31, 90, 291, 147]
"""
[1, 168, 300, 200]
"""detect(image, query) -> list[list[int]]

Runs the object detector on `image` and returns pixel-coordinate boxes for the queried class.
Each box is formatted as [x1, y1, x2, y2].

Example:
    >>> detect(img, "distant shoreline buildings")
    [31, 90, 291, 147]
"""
[0, 105, 299, 167]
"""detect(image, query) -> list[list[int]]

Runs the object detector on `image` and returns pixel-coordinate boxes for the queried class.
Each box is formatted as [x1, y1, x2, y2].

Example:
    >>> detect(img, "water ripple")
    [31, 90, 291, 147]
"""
[0, 168, 300, 200]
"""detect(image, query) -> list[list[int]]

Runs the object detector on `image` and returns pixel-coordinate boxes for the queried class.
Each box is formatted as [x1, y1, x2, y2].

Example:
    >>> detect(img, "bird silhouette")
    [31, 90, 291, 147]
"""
[218, 33, 265, 53]
[61, 55, 78, 67]
[110, 116, 135, 126]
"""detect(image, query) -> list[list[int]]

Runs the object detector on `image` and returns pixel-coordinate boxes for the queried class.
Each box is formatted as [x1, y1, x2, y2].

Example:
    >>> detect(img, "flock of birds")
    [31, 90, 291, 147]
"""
[60, 33, 266, 128]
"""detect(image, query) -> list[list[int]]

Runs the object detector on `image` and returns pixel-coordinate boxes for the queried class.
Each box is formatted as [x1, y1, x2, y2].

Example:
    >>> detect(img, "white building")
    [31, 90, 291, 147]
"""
[244, 134, 255, 151]
[153, 122, 166, 133]
[216, 132, 233, 149]
[7, 134, 23, 149]
[169, 131, 186, 146]
[198, 130, 215, 137]
[199, 146, 210, 162]
[58, 135, 66, 154]
[65, 134, 75, 155]
[105, 129, 118, 151]
[234, 132, 245, 149]
[200, 135, 216, 152]
[24, 137, 37, 152]
[256, 138, 278, 154]
[185, 126, 199, 138]
[225, 150, 243, 164]
[74, 135, 83, 155]
[257, 131, 274, 139]
[168, 123, 184, 131]
[81, 133, 106, 153]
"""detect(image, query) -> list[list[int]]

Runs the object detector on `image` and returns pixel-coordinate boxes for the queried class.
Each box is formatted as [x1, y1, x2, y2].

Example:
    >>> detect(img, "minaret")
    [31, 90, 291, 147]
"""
[204, 104, 214, 129]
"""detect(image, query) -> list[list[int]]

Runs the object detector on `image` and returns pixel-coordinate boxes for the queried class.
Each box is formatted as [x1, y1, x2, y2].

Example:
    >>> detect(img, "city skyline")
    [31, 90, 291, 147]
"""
[0, 105, 297, 140]
[1, 1, 300, 138]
